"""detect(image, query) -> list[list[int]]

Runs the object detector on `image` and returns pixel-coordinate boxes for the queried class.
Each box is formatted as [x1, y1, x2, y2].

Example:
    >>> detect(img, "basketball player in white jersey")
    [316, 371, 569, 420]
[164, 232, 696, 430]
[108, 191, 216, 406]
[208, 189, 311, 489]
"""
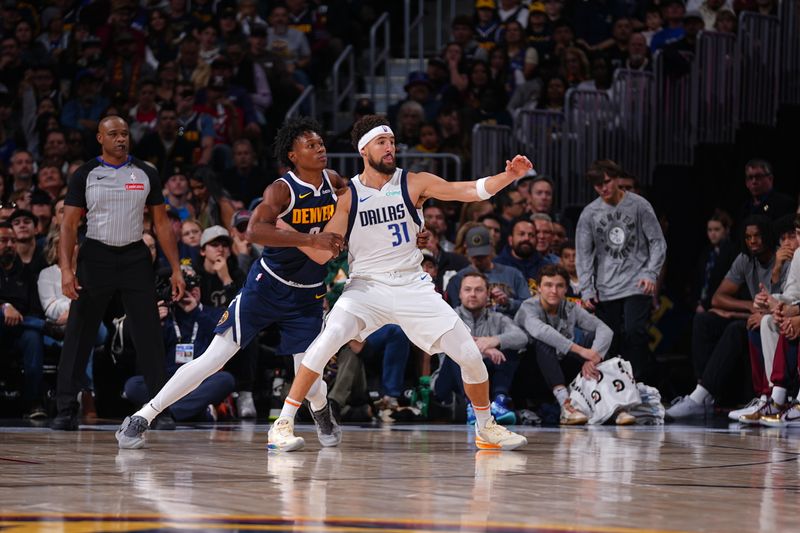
[267, 115, 533, 451]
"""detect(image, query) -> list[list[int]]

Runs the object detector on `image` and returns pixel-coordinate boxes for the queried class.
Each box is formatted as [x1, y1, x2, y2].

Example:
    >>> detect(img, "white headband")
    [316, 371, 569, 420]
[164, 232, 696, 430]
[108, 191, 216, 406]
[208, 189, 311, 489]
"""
[357, 125, 395, 152]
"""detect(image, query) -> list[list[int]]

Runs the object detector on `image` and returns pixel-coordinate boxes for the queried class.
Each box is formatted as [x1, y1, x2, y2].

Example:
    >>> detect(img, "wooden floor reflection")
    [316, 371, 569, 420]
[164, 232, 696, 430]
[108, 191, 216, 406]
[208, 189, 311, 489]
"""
[1, 422, 799, 532]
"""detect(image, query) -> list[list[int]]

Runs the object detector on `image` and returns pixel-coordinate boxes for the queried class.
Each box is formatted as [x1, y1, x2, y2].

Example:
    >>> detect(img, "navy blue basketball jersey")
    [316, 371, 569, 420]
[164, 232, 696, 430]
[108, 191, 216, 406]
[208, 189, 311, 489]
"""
[260, 170, 336, 287]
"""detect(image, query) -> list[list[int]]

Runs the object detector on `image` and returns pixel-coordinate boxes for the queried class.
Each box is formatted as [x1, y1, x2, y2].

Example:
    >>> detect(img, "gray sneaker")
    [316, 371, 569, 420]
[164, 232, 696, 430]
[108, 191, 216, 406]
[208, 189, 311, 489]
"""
[310, 402, 342, 447]
[666, 395, 713, 420]
[116, 415, 149, 449]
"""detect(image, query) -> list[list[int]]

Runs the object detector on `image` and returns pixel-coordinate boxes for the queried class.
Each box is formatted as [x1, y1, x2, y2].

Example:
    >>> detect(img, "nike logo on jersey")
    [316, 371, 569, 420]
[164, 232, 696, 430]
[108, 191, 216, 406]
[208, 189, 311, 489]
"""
[96, 175, 110, 180]
[299, 192, 312, 199]
[315, 293, 326, 299]
[359, 196, 373, 203]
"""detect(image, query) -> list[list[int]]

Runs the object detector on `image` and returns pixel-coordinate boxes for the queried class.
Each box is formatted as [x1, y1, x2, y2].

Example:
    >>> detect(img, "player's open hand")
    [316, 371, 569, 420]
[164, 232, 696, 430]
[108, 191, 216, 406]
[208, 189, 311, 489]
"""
[312, 232, 345, 256]
[504, 155, 534, 180]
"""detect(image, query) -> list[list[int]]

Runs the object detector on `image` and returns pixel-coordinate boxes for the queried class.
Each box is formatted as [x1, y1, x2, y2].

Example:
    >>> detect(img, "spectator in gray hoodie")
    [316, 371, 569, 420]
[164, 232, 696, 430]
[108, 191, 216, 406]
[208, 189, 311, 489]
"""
[434, 271, 529, 423]
[516, 264, 622, 425]
[575, 160, 666, 380]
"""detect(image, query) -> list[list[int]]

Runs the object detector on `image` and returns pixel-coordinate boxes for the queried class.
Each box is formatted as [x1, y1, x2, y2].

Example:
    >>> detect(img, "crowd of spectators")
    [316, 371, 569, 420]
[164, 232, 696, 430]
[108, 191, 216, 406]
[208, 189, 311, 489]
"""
[0, 0, 798, 426]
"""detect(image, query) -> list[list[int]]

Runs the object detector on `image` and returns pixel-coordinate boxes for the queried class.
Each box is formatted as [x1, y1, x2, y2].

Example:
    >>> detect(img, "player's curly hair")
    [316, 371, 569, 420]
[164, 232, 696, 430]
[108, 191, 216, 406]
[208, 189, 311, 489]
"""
[273, 116, 324, 169]
[351, 114, 391, 150]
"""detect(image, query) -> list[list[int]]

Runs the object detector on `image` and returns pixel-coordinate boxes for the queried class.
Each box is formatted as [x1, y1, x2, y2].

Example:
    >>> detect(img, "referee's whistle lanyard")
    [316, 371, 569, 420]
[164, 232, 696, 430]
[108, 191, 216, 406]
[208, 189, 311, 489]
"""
[171, 311, 199, 345]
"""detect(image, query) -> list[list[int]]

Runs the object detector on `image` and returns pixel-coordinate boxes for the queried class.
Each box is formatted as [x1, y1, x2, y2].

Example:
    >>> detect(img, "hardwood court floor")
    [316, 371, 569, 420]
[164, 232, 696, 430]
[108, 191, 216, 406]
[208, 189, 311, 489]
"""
[1, 421, 799, 532]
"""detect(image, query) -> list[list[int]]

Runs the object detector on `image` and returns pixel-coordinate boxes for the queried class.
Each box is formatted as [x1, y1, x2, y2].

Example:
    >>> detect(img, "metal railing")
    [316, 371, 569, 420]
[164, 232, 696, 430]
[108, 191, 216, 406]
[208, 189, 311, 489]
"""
[562, 89, 614, 206]
[691, 31, 737, 145]
[434, 0, 458, 55]
[325, 152, 463, 182]
[285, 85, 317, 120]
[610, 69, 656, 184]
[779, 0, 800, 105]
[737, 13, 781, 126]
[471, 124, 514, 179]
[404, 0, 425, 75]
[332, 44, 356, 133]
[369, 12, 391, 105]
[654, 51, 693, 165]
[514, 109, 565, 184]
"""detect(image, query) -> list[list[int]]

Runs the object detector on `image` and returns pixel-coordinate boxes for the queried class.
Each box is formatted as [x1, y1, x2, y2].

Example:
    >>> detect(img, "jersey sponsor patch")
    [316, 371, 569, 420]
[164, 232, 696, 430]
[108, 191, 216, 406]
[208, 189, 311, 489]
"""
[217, 310, 229, 326]
[125, 183, 145, 191]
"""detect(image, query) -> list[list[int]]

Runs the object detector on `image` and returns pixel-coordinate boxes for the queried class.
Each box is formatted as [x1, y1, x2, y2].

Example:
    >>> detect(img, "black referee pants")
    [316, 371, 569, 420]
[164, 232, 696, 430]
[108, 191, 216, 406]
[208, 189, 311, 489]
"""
[56, 239, 167, 412]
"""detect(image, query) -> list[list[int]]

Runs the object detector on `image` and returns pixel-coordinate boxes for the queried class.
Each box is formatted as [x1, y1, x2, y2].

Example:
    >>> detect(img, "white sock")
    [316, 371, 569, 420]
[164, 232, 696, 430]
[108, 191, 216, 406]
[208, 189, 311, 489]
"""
[134, 331, 239, 424]
[689, 385, 710, 405]
[553, 386, 568, 406]
[279, 397, 302, 419]
[473, 403, 492, 428]
[307, 379, 328, 413]
[772, 386, 787, 405]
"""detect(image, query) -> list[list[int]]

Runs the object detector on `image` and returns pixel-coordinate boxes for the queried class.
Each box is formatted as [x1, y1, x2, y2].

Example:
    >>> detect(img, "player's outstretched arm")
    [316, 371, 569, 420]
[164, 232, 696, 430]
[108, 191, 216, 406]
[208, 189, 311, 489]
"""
[411, 155, 533, 204]
[246, 180, 343, 256]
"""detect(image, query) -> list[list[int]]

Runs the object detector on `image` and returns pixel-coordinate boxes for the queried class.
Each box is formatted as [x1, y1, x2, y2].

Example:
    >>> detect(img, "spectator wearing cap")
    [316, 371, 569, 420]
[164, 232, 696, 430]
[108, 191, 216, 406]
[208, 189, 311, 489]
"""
[60, 71, 110, 134]
[0, 221, 46, 419]
[390, 71, 441, 129]
[9, 209, 46, 277]
[135, 103, 196, 176]
[495, 218, 547, 291]
[195, 225, 245, 309]
[173, 81, 215, 166]
[651, 0, 687, 52]
[190, 0, 216, 26]
[163, 164, 195, 222]
[475, 0, 502, 53]
[230, 209, 261, 273]
[220, 139, 272, 205]
[446, 225, 531, 317]
[663, 10, 705, 77]
[527, 3, 553, 58]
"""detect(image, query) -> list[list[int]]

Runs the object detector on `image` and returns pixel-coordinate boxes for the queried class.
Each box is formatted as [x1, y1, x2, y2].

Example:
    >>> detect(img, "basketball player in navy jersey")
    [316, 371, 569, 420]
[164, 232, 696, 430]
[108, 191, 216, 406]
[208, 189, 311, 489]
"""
[268, 115, 533, 451]
[116, 117, 347, 449]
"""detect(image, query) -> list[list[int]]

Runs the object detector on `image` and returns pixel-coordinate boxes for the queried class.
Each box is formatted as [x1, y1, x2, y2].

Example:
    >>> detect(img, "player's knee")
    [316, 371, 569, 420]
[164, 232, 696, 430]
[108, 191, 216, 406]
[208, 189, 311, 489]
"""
[459, 351, 489, 384]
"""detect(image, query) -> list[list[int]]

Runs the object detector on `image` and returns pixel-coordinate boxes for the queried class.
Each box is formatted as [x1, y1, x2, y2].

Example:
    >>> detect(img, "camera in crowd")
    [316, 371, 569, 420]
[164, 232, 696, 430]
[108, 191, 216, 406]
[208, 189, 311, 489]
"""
[155, 266, 200, 305]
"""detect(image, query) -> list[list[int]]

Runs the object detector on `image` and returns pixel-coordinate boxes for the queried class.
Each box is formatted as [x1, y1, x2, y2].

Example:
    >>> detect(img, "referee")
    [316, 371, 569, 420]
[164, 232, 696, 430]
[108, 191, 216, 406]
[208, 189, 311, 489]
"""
[51, 116, 186, 430]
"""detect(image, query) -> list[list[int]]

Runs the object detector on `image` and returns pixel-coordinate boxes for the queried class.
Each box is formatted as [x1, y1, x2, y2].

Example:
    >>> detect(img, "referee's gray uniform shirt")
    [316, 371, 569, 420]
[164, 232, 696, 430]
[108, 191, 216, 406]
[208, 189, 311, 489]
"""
[64, 156, 163, 245]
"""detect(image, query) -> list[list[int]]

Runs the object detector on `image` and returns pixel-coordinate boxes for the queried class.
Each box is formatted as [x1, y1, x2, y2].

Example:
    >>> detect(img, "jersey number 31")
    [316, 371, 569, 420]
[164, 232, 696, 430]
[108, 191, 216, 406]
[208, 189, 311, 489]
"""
[388, 222, 410, 247]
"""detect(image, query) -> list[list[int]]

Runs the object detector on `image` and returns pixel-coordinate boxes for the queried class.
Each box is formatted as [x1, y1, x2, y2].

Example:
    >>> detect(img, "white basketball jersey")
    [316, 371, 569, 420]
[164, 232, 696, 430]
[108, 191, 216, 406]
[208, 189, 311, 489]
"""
[346, 168, 424, 278]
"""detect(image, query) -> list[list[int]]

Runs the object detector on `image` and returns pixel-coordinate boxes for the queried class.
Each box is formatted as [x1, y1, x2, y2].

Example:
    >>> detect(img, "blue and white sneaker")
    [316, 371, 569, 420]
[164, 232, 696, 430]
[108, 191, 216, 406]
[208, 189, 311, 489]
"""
[466, 402, 476, 425]
[491, 394, 517, 425]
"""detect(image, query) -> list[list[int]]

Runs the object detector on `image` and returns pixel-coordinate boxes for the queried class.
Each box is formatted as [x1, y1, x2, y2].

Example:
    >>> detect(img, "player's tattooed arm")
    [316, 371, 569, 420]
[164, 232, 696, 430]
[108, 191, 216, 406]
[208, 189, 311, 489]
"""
[246, 180, 343, 255]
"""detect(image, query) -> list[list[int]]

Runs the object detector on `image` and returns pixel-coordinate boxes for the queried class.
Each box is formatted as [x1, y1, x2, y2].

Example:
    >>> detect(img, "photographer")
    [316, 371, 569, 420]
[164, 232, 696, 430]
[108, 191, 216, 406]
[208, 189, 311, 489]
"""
[123, 267, 235, 421]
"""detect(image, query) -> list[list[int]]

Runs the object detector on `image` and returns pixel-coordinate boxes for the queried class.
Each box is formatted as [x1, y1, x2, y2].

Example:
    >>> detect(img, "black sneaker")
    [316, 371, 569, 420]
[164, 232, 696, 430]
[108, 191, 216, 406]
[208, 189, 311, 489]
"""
[51, 403, 79, 431]
[309, 402, 342, 447]
[151, 412, 176, 430]
[116, 415, 149, 449]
